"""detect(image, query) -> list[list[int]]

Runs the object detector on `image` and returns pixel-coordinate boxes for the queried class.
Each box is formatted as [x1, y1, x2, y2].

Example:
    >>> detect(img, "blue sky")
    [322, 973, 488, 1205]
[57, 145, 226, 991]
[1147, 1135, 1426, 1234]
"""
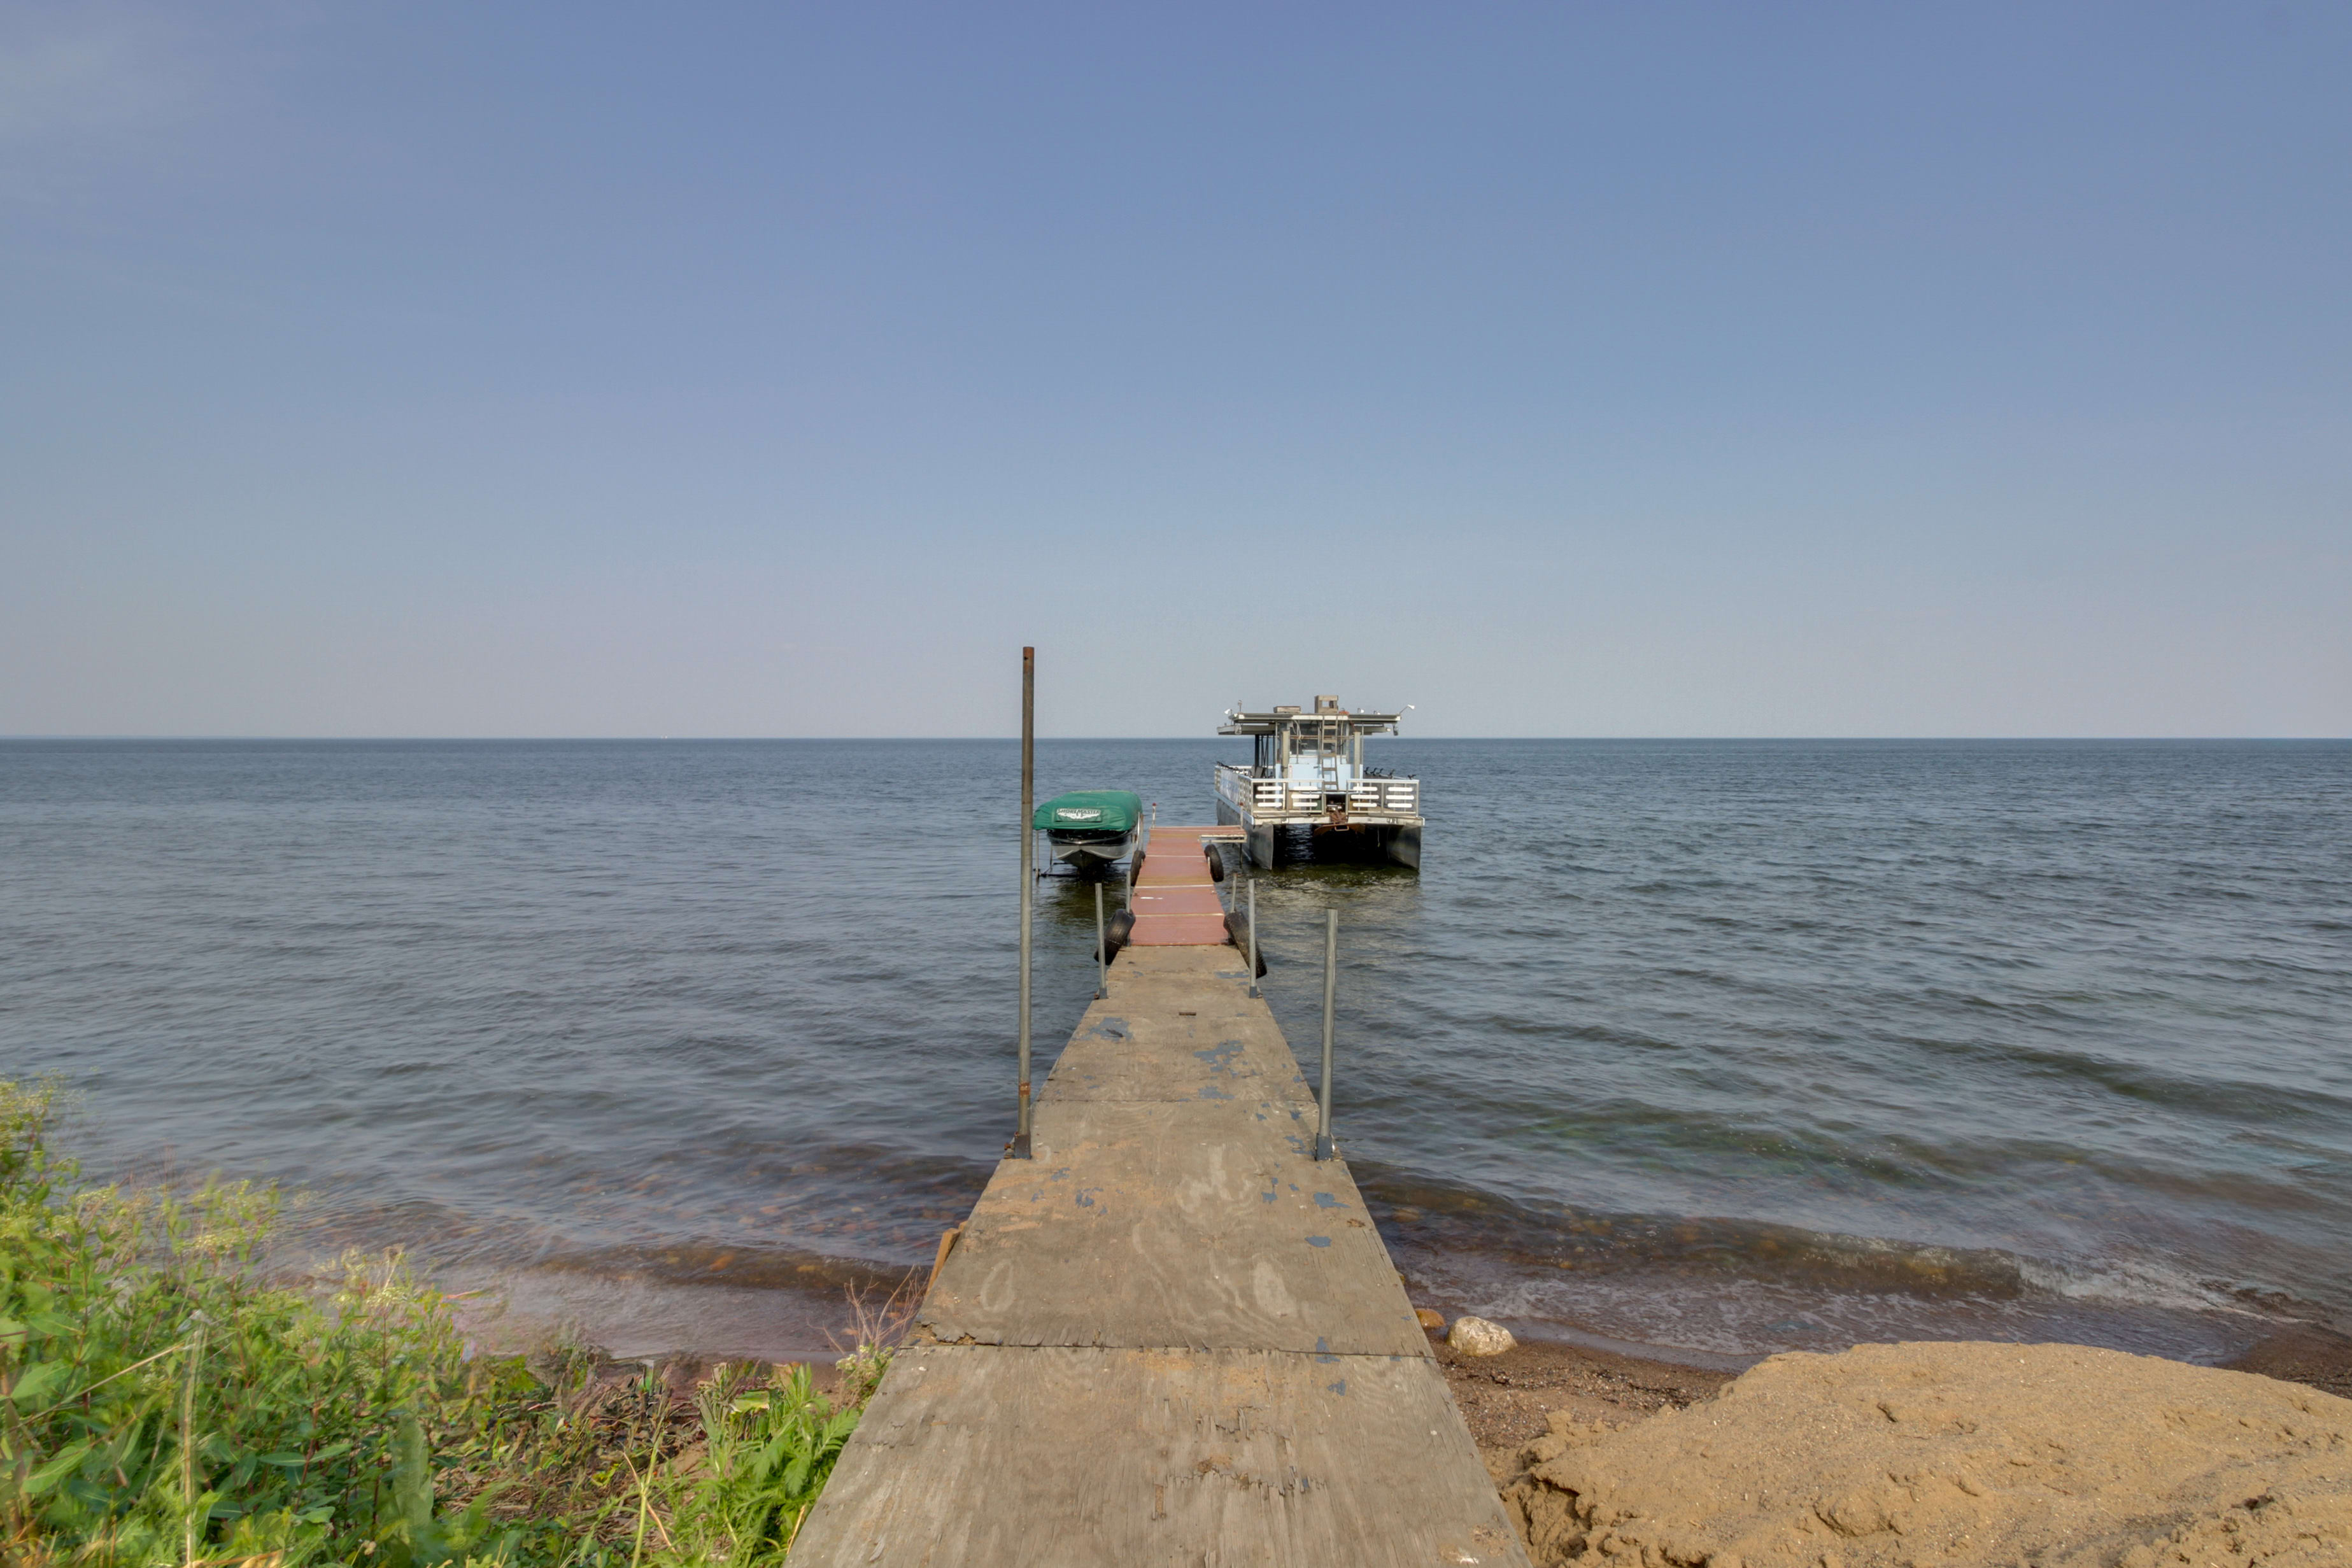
[4, 3, 2346, 737]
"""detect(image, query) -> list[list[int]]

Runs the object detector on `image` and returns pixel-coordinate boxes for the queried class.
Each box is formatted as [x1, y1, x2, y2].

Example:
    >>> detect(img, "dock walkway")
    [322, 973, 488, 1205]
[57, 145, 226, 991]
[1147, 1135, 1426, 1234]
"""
[791, 829, 1526, 1566]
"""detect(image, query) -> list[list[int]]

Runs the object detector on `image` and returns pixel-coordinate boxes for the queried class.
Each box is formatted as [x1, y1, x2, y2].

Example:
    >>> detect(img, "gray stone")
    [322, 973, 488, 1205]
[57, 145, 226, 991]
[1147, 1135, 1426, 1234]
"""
[1447, 1315, 1516, 1356]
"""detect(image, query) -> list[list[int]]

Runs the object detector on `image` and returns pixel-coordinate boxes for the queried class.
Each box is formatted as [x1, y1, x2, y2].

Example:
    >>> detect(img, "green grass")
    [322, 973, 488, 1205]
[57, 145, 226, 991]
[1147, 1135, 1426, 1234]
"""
[0, 1081, 894, 1567]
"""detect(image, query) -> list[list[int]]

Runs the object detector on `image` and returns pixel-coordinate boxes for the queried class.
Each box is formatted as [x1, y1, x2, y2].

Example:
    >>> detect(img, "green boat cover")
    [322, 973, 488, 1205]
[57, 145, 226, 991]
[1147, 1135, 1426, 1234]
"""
[1033, 789, 1144, 833]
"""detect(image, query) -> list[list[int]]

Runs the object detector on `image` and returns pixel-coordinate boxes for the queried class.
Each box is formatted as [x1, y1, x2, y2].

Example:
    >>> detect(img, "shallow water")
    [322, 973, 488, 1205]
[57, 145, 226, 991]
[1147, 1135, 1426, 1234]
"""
[3, 739, 2346, 1365]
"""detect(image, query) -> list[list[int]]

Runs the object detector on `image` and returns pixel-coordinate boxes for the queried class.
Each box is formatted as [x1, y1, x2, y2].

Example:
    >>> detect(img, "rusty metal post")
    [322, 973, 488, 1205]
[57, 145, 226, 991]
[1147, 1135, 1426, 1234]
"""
[1245, 878, 1260, 999]
[1094, 880, 1108, 999]
[1012, 646, 1035, 1160]
[1315, 908, 1336, 1161]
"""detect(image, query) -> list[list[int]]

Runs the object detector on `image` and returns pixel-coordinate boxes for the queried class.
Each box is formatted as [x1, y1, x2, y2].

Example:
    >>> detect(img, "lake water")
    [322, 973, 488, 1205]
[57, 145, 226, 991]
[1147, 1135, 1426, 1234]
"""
[3, 739, 2346, 1368]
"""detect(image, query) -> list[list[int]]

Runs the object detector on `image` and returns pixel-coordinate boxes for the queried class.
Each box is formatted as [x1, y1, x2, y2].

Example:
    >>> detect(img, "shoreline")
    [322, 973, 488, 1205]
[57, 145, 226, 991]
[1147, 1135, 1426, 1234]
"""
[446, 1288, 2352, 1442]
[2216, 1316, 2352, 1399]
[1433, 1333, 1739, 1459]
[421, 1247, 2352, 1408]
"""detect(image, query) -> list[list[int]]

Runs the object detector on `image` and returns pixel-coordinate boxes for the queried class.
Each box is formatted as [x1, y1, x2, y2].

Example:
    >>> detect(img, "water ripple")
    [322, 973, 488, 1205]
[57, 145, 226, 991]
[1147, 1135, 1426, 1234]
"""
[3, 737, 2347, 1362]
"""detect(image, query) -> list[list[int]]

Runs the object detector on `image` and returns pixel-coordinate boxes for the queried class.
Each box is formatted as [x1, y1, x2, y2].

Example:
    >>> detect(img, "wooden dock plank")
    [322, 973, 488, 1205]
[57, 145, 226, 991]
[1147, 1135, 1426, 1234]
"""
[1131, 912, 1234, 945]
[1044, 999, 1314, 1105]
[1130, 825, 1235, 944]
[786, 1346, 1524, 1568]
[795, 926, 1526, 1565]
[918, 1095, 1428, 1355]
[1133, 884, 1226, 917]
[1138, 826, 1230, 877]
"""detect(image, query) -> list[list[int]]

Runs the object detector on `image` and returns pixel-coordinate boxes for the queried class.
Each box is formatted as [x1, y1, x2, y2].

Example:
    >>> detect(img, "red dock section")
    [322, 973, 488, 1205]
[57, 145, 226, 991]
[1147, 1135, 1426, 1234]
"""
[1126, 824, 1245, 945]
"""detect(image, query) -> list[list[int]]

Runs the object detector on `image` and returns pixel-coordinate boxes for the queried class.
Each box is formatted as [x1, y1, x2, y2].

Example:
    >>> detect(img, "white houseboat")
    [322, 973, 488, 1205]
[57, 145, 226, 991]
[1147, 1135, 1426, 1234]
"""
[1214, 696, 1422, 868]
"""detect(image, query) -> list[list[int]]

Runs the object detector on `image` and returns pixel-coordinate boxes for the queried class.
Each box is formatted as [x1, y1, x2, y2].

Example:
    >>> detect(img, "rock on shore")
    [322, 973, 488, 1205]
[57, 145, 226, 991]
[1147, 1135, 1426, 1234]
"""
[1450, 1315, 1518, 1356]
[1498, 1340, 2352, 1568]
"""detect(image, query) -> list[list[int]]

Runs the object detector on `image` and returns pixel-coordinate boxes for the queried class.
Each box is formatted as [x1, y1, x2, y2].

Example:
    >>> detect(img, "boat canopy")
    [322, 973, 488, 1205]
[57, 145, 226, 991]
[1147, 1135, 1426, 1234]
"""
[1217, 696, 1406, 736]
[1032, 789, 1144, 833]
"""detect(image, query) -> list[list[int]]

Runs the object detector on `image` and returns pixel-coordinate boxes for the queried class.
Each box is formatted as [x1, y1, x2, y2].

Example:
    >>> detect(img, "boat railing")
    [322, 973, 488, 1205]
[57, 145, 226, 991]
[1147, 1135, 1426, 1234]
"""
[1348, 779, 1419, 812]
[1217, 763, 1418, 816]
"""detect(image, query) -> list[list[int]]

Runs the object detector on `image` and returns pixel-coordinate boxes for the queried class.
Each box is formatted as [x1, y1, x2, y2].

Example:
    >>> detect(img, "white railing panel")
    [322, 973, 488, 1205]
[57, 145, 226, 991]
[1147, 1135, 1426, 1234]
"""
[1219, 768, 1420, 815]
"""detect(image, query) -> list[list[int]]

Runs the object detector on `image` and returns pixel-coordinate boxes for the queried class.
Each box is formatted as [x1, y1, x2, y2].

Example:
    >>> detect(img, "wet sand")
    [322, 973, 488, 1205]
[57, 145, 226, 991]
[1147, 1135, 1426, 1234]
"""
[1431, 1332, 1739, 1458]
[2219, 1318, 2352, 1401]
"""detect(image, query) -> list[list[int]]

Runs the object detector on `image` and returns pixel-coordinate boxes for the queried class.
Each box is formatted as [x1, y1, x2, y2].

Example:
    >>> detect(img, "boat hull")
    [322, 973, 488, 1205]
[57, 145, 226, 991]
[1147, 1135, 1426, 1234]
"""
[1047, 830, 1135, 875]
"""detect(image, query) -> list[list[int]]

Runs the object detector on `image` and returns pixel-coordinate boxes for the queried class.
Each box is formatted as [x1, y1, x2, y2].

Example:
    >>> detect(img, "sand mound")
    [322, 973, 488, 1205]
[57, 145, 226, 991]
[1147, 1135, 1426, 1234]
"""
[1501, 1341, 2352, 1568]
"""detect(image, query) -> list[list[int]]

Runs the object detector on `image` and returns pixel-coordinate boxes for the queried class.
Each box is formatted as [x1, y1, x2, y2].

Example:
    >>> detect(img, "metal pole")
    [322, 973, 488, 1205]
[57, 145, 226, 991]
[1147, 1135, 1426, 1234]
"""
[1245, 879, 1259, 999]
[1315, 908, 1336, 1161]
[1094, 880, 1108, 999]
[1012, 647, 1035, 1160]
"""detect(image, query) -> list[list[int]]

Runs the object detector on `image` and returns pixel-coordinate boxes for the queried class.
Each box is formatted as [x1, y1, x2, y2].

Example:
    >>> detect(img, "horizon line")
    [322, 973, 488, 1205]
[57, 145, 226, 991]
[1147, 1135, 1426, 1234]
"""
[3, 734, 2346, 745]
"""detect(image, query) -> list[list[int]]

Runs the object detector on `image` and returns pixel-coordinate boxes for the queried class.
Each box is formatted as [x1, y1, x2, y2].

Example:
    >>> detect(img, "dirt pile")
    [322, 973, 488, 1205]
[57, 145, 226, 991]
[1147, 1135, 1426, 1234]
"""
[1499, 1341, 2352, 1568]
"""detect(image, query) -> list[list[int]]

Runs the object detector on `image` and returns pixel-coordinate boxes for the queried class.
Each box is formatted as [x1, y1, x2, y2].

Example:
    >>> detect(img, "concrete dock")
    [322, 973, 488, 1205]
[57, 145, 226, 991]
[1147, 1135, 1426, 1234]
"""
[790, 828, 1526, 1567]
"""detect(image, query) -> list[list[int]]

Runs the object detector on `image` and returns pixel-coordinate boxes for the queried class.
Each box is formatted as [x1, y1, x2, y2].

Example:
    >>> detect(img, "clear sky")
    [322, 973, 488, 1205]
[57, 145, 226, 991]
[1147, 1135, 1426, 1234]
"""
[4, 3, 2346, 737]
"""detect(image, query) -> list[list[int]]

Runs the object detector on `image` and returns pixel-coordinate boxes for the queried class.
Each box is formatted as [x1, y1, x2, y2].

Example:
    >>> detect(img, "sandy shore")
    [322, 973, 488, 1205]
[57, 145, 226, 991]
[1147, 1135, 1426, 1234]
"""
[1433, 1328, 2352, 1568]
[1435, 1319, 2352, 1452]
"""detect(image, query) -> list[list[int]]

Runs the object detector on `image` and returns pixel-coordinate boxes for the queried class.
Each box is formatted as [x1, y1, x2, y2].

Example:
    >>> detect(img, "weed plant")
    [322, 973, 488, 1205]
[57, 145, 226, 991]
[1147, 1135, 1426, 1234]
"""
[0, 1082, 898, 1567]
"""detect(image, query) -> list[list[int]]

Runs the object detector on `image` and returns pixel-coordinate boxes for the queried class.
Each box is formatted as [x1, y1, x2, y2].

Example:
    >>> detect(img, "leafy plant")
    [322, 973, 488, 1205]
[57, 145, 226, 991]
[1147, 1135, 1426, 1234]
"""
[670, 1364, 860, 1563]
[0, 1081, 527, 1566]
[0, 1078, 899, 1567]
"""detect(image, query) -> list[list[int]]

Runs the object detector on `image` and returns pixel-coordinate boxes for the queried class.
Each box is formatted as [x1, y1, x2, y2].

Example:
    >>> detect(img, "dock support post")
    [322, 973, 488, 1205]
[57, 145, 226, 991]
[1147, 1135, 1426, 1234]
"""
[1094, 881, 1108, 999]
[1012, 646, 1035, 1160]
[1246, 879, 1260, 999]
[1316, 908, 1337, 1161]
